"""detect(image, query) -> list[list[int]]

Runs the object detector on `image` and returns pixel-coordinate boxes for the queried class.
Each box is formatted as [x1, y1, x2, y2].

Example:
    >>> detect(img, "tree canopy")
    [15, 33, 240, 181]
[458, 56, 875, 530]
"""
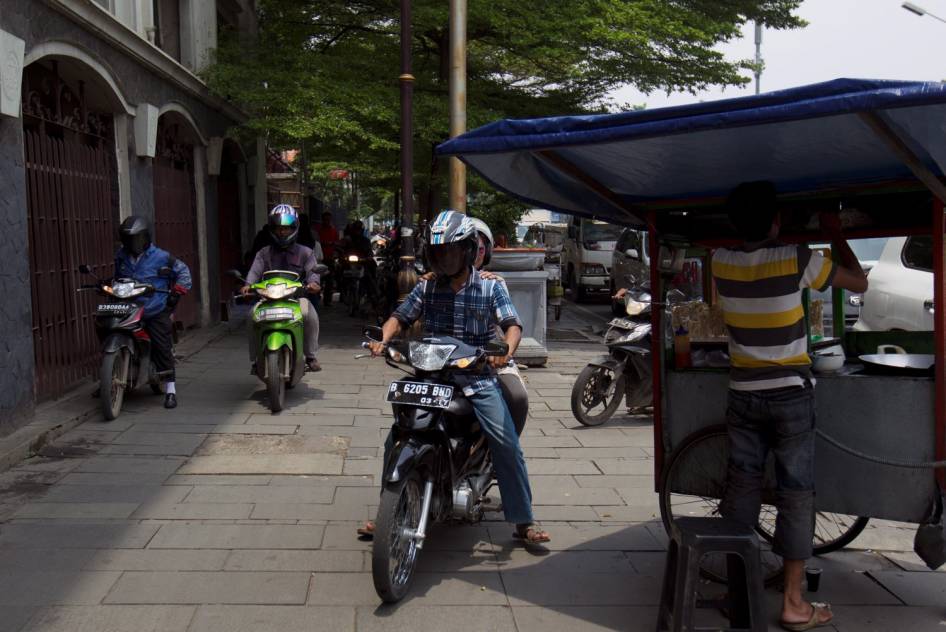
[207, 0, 804, 224]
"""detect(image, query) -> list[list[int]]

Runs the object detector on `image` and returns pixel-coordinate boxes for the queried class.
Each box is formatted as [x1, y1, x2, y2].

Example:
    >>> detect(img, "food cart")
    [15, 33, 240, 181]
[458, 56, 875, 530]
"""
[439, 79, 946, 580]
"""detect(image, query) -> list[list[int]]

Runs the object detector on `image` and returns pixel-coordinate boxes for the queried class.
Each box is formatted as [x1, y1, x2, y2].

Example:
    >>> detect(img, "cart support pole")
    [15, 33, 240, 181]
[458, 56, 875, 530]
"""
[934, 199, 946, 490]
[649, 211, 664, 486]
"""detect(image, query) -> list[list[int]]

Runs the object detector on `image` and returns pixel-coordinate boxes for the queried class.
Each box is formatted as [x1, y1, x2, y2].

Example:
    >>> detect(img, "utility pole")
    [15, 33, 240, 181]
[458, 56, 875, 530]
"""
[398, 0, 418, 300]
[448, 0, 467, 212]
[754, 21, 763, 95]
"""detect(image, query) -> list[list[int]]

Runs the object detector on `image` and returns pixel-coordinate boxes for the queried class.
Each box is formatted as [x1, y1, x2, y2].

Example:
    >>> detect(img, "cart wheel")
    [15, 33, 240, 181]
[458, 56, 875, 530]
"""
[757, 506, 870, 555]
[658, 425, 785, 587]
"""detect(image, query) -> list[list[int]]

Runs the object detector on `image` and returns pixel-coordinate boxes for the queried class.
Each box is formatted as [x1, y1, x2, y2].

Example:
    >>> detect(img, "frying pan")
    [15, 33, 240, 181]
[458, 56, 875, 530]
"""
[858, 345, 935, 377]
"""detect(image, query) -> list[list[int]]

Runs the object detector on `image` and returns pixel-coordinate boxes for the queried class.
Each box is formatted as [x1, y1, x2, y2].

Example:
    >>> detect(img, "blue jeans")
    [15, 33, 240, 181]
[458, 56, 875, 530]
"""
[720, 385, 816, 560]
[382, 383, 535, 525]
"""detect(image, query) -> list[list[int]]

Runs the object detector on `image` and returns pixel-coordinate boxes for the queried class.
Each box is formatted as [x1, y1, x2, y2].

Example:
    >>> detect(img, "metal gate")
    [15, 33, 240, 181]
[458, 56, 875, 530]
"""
[153, 130, 199, 327]
[23, 62, 117, 400]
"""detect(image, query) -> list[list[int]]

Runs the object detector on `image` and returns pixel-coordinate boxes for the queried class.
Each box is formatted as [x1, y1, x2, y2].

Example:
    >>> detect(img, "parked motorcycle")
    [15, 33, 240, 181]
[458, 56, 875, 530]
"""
[362, 326, 508, 603]
[231, 269, 308, 413]
[339, 252, 370, 317]
[570, 287, 653, 426]
[78, 264, 168, 420]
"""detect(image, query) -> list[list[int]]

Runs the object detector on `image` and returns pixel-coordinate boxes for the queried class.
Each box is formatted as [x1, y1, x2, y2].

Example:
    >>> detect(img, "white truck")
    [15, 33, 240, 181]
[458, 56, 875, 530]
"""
[561, 216, 622, 302]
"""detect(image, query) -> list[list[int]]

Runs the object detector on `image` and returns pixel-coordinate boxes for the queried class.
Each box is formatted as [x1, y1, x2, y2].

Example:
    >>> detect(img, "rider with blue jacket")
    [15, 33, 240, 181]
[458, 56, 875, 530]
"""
[114, 216, 192, 409]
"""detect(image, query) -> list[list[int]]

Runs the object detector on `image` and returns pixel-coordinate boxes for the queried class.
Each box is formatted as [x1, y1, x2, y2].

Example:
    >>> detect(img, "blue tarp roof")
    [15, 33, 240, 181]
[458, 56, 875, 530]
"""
[436, 79, 946, 227]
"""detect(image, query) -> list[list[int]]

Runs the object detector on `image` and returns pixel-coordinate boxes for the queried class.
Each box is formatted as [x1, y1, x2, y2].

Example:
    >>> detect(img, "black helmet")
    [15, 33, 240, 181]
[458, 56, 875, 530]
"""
[119, 215, 151, 256]
[426, 210, 478, 278]
[268, 204, 299, 249]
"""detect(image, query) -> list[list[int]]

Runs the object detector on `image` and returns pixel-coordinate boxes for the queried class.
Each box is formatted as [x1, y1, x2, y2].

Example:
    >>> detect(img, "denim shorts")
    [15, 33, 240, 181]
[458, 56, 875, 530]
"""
[720, 385, 816, 560]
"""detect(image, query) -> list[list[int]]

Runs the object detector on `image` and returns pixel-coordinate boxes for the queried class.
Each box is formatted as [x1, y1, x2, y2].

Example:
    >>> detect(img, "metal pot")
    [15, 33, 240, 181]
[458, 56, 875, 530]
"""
[858, 344, 935, 377]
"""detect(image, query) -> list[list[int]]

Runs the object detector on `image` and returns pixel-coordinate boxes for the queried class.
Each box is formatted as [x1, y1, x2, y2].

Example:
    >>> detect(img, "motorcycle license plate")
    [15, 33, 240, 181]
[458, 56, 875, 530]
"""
[608, 317, 638, 329]
[97, 304, 134, 315]
[386, 381, 453, 408]
[343, 269, 365, 278]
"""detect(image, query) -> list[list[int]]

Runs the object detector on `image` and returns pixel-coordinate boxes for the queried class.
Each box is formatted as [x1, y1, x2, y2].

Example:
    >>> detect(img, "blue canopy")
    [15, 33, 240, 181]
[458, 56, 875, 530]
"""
[436, 79, 946, 228]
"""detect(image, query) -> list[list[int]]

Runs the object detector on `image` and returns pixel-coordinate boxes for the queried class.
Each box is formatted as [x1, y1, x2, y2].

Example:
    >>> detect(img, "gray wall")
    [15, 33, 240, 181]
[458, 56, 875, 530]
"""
[0, 1, 250, 433]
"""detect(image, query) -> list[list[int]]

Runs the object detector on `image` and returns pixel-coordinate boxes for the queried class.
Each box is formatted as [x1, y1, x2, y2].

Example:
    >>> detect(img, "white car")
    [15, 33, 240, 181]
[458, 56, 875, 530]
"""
[855, 236, 933, 332]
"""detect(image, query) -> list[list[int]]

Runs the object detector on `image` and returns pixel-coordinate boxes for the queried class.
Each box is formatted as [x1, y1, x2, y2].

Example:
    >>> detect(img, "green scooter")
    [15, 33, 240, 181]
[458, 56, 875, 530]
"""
[233, 269, 308, 412]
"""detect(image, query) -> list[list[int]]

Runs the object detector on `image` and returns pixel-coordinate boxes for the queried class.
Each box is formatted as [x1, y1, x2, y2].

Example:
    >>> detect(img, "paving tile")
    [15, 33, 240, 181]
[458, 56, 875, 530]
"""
[224, 549, 364, 572]
[12, 502, 140, 519]
[178, 454, 343, 475]
[188, 605, 355, 632]
[0, 607, 37, 632]
[575, 474, 654, 489]
[85, 549, 229, 571]
[0, 523, 159, 549]
[829, 605, 946, 631]
[105, 571, 310, 605]
[210, 424, 300, 435]
[530, 506, 601, 522]
[519, 436, 582, 448]
[307, 572, 507, 606]
[489, 523, 664, 553]
[131, 502, 254, 520]
[592, 458, 655, 476]
[556, 447, 647, 459]
[251, 503, 368, 521]
[0, 549, 96, 571]
[185, 485, 334, 504]
[0, 571, 121, 605]
[532, 487, 624, 506]
[268, 474, 373, 487]
[521, 459, 600, 475]
[147, 524, 324, 549]
[341, 458, 382, 476]
[110, 432, 208, 447]
[494, 550, 636, 574]
[869, 569, 946, 606]
[40, 485, 190, 504]
[164, 475, 273, 486]
[512, 606, 661, 632]
[502, 570, 661, 606]
[319, 525, 376, 551]
[74, 457, 185, 474]
[119, 423, 218, 434]
[355, 605, 516, 632]
[57, 472, 172, 486]
[22, 605, 195, 632]
[594, 505, 662, 522]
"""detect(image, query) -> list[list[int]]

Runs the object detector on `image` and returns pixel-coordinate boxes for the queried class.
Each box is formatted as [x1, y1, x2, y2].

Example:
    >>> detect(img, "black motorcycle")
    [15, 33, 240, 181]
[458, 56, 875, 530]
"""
[362, 326, 508, 603]
[570, 287, 653, 426]
[78, 264, 169, 420]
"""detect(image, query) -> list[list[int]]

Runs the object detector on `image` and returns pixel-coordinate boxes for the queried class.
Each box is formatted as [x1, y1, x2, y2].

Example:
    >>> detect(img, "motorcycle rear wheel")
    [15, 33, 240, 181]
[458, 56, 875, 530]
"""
[265, 349, 286, 413]
[100, 349, 129, 421]
[571, 365, 625, 426]
[372, 471, 424, 604]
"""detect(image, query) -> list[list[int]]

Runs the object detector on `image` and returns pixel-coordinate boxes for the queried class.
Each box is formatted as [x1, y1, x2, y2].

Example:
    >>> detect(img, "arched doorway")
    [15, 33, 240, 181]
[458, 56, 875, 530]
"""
[153, 113, 201, 328]
[22, 57, 120, 400]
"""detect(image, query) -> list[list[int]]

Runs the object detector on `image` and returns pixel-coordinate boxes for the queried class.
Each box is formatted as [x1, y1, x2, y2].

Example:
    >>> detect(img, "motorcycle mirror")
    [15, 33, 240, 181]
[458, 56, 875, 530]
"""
[485, 341, 510, 357]
[228, 269, 246, 282]
[78, 264, 92, 275]
[314, 264, 329, 275]
[363, 325, 383, 342]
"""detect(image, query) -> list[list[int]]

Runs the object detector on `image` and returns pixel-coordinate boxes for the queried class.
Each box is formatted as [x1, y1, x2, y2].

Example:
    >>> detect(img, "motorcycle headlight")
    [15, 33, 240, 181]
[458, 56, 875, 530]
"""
[254, 307, 297, 322]
[112, 282, 136, 298]
[408, 342, 457, 371]
[257, 284, 295, 300]
[348, 255, 360, 263]
[625, 298, 650, 317]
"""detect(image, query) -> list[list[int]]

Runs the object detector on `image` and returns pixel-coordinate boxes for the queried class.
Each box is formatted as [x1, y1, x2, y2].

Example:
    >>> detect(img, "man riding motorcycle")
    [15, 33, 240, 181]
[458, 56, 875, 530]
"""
[113, 215, 192, 409]
[241, 204, 323, 372]
[360, 210, 550, 544]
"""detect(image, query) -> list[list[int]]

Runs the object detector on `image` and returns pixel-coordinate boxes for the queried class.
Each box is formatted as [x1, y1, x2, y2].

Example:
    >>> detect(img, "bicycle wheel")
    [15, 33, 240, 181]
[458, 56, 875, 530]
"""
[658, 425, 785, 586]
[757, 506, 870, 555]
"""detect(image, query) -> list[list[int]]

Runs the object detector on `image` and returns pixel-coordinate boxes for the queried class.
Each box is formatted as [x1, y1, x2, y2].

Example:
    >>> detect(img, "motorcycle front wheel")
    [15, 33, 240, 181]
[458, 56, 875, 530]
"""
[571, 364, 625, 426]
[100, 349, 129, 421]
[372, 470, 424, 604]
[265, 348, 286, 413]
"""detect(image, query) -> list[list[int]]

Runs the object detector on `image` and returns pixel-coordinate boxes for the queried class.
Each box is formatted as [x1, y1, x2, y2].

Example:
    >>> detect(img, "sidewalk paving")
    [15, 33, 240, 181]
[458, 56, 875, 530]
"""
[0, 301, 941, 631]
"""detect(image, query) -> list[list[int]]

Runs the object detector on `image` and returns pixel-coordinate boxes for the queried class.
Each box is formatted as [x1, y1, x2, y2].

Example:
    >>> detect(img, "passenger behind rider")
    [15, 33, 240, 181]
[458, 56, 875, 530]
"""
[241, 205, 323, 373]
[358, 210, 549, 544]
[113, 215, 192, 410]
[418, 216, 529, 435]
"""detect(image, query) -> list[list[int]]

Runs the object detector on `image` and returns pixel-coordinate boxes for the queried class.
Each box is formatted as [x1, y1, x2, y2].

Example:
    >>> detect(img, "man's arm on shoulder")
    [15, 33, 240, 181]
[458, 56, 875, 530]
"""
[490, 279, 522, 334]
[171, 256, 193, 291]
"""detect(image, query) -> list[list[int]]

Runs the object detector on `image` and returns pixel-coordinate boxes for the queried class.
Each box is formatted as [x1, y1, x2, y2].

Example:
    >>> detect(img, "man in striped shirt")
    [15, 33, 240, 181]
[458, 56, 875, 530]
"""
[712, 181, 867, 631]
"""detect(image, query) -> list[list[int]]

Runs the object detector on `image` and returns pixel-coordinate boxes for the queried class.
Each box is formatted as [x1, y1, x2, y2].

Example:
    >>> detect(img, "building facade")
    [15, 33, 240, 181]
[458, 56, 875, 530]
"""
[0, 0, 268, 433]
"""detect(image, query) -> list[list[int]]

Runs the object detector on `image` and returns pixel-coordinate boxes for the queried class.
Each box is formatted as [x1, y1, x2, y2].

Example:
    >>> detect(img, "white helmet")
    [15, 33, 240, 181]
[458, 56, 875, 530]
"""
[468, 217, 494, 266]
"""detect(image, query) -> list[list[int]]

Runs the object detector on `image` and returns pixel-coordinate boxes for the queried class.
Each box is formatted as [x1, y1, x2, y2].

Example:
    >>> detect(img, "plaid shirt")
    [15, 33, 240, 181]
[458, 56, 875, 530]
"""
[393, 269, 522, 394]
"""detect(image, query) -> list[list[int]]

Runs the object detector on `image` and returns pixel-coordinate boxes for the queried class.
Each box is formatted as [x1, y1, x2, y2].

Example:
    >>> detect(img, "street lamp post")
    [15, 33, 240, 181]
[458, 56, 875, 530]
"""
[903, 1, 946, 24]
[448, 0, 467, 212]
[398, 0, 418, 301]
[754, 21, 763, 95]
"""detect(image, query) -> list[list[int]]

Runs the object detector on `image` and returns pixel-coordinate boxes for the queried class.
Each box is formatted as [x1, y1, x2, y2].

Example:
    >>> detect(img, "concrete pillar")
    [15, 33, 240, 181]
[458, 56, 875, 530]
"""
[194, 145, 211, 326]
[113, 113, 132, 218]
[250, 136, 267, 231]
[179, 0, 217, 73]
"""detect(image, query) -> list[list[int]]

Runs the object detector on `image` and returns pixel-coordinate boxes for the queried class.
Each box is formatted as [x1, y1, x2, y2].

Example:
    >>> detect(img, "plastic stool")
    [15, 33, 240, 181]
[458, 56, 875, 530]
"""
[656, 517, 767, 632]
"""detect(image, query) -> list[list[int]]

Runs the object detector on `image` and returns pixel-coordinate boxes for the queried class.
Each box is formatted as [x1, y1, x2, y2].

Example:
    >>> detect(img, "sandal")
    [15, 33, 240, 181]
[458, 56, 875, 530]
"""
[780, 602, 833, 631]
[356, 521, 375, 539]
[513, 523, 551, 544]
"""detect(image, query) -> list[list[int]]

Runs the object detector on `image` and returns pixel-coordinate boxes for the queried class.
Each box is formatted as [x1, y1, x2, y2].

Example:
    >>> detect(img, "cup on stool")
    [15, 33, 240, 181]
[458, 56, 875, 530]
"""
[805, 566, 822, 592]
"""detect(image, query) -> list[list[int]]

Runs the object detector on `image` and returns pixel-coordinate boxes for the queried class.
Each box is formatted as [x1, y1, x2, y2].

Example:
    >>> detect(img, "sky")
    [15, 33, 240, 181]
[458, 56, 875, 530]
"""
[610, 0, 946, 110]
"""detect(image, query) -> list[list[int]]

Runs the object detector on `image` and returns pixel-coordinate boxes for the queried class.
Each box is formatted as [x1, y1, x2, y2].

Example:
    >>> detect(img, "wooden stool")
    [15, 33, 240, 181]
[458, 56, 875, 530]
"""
[656, 517, 767, 632]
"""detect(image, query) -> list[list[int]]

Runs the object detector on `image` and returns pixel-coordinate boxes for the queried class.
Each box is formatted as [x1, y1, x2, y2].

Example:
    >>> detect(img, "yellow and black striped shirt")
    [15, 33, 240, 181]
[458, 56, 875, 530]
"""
[712, 244, 836, 391]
